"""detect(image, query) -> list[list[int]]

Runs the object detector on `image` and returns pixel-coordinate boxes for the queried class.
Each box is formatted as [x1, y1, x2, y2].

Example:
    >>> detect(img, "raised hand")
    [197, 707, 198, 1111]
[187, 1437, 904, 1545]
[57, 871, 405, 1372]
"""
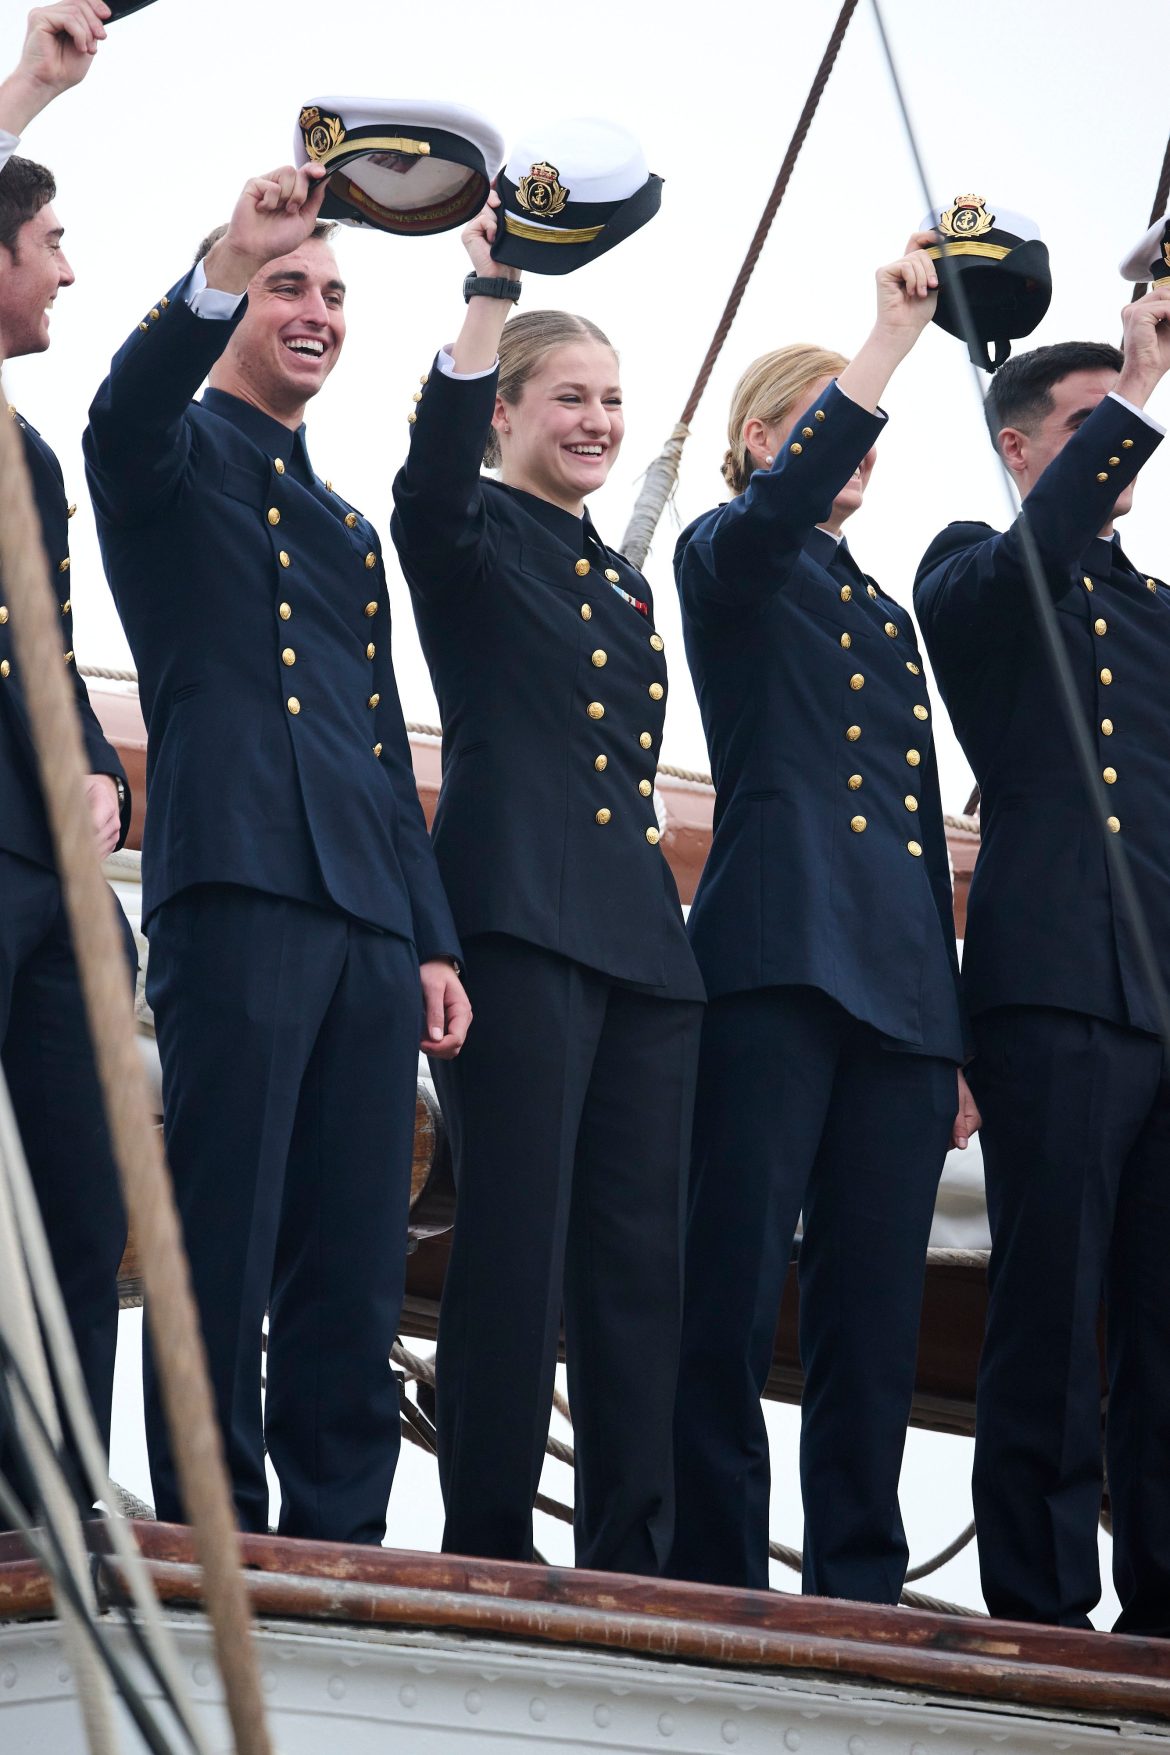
[0, 2, 110, 135]
[873, 230, 940, 338]
[202, 163, 329, 295]
[452, 189, 522, 375]
[1117, 282, 1170, 408]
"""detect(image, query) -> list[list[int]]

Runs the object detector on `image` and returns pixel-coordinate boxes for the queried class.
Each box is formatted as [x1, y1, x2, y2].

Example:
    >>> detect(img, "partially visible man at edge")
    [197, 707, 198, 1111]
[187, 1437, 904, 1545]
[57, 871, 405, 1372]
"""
[0, 0, 134, 1509]
[914, 285, 1170, 1633]
[84, 159, 471, 1543]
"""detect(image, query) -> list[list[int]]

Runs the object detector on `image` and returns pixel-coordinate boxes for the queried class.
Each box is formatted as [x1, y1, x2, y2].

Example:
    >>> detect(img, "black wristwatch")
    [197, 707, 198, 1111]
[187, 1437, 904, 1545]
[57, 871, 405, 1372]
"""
[463, 272, 522, 305]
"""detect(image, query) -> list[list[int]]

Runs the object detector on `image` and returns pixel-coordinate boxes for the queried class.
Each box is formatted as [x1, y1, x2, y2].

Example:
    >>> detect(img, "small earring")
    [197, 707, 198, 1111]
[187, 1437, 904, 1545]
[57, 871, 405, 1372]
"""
[764, 453, 774, 465]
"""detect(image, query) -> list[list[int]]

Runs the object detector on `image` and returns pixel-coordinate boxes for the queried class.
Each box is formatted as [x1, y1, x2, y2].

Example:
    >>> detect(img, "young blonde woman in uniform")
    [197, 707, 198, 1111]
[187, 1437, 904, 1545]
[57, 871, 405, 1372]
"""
[391, 193, 704, 1571]
[669, 237, 979, 1601]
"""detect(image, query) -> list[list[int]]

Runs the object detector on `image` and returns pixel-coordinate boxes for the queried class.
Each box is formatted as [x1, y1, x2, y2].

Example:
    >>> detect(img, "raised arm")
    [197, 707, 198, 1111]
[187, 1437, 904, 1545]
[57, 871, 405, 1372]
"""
[390, 193, 521, 596]
[84, 162, 327, 524]
[0, 2, 109, 141]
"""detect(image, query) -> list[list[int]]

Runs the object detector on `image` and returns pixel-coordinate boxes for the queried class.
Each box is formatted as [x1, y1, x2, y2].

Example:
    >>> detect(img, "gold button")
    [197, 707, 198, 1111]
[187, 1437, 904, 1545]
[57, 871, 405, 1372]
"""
[281, 648, 296, 667]
[850, 815, 867, 833]
[594, 754, 608, 772]
[137, 321, 148, 333]
[420, 374, 429, 385]
[412, 391, 422, 403]
[905, 795, 919, 812]
[267, 508, 280, 525]
[884, 621, 898, 637]
[373, 743, 383, 757]
[1103, 766, 1117, 784]
[650, 633, 664, 651]
[325, 480, 332, 492]
[1096, 472, 1109, 483]
[839, 584, 852, 602]
[847, 774, 863, 790]
[790, 442, 802, 455]
[639, 779, 653, 797]
[67, 503, 76, 519]
[58, 556, 70, 573]
[366, 642, 375, 659]
[61, 599, 71, 616]
[605, 568, 619, 583]
[0, 606, 7, 623]
[368, 693, 380, 708]
[588, 702, 605, 720]
[0, 660, 9, 678]
[649, 682, 664, 700]
[160, 296, 169, 310]
[274, 458, 285, 475]
[1094, 618, 1107, 636]
[1107, 815, 1121, 832]
[907, 748, 921, 766]
[279, 550, 291, 568]
[913, 704, 929, 720]
[849, 673, 865, 690]
[639, 731, 652, 748]
[845, 725, 861, 742]
[814, 410, 825, 421]
[802, 426, 814, 438]
[1100, 667, 1113, 684]
[592, 649, 608, 668]
[149, 307, 160, 321]
[1101, 718, 1113, 735]
[906, 661, 921, 675]
[1083, 575, 1093, 589]
[575, 559, 590, 576]
[1148, 578, 1158, 592]
[365, 601, 378, 617]
[1122, 439, 1134, 449]
[365, 552, 377, 569]
[63, 650, 74, 665]
[279, 602, 291, 620]
[907, 840, 923, 857]
[1108, 456, 1120, 467]
[867, 584, 877, 599]
[646, 826, 660, 845]
[581, 603, 593, 621]
[840, 632, 852, 649]
[345, 512, 358, 529]
[287, 696, 300, 715]
[407, 413, 416, 425]
[595, 808, 612, 825]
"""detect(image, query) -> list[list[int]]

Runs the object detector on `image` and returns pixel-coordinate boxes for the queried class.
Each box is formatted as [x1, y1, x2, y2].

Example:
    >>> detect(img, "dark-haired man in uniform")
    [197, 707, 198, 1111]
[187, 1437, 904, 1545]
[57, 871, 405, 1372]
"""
[0, 0, 133, 1496]
[85, 158, 470, 1543]
[914, 286, 1170, 1633]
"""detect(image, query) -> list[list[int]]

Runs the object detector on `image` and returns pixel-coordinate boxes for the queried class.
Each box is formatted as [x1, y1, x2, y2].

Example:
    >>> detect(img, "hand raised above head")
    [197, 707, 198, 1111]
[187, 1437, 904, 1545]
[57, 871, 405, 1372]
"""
[462, 187, 518, 281]
[0, 2, 110, 132]
[1117, 282, 1170, 406]
[202, 164, 329, 295]
[873, 232, 940, 336]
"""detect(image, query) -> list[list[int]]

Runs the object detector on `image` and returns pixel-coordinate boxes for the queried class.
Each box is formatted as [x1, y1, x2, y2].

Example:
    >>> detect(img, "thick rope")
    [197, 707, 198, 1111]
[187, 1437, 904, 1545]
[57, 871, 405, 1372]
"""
[0, 385, 273, 1754]
[620, 0, 860, 566]
[1130, 128, 1170, 300]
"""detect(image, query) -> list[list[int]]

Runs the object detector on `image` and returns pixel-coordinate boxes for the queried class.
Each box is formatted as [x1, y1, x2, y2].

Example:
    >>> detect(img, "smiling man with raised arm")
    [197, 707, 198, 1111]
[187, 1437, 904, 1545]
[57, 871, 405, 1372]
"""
[84, 159, 470, 1543]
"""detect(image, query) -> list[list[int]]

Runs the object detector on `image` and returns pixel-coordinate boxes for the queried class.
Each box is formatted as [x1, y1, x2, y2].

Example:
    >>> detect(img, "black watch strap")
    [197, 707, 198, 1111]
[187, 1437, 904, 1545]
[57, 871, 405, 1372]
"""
[463, 272, 522, 305]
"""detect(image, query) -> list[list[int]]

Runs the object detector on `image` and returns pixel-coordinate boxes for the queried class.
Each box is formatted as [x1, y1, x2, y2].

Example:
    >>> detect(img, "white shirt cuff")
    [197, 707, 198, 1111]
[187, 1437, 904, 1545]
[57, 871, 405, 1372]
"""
[436, 345, 498, 382]
[1108, 390, 1166, 437]
[186, 257, 246, 320]
[0, 129, 19, 178]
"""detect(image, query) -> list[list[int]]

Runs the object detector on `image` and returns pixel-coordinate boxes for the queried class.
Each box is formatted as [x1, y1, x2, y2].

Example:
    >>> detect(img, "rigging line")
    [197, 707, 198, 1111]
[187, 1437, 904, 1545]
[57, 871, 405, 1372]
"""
[869, 0, 1170, 1058]
[1130, 128, 1170, 301]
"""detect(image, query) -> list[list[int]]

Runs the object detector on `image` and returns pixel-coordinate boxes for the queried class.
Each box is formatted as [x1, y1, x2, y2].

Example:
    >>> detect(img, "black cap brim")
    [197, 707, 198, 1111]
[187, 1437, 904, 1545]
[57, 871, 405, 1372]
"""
[932, 239, 1052, 345]
[106, 0, 161, 18]
[491, 174, 662, 276]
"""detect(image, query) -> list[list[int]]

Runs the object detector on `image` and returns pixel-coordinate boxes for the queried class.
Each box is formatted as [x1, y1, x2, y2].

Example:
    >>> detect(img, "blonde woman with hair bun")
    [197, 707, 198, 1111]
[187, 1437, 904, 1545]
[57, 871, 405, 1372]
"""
[669, 237, 980, 1602]
[391, 192, 704, 1574]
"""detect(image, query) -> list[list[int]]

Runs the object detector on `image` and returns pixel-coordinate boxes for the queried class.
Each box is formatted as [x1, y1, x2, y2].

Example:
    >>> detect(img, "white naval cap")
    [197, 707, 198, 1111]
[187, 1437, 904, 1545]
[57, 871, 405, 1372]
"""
[1119, 211, 1170, 286]
[917, 193, 1051, 373]
[492, 117, 663, 275]
[294, 96, 505, 237]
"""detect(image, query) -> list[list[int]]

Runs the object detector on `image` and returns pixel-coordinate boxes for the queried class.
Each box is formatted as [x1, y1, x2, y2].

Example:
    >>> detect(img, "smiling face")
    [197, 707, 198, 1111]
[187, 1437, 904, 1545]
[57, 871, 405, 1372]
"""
[0, 202, 75, 358]
[211, 235, 346, 427]
[493, 340, 624, 514]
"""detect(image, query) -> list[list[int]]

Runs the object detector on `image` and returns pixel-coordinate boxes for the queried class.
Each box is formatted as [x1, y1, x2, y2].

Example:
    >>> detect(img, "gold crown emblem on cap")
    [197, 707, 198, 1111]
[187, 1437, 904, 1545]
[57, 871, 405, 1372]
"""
[300, 107, 346, 162]
[939, 194, 994, 239]
[516, 161, 568, 219]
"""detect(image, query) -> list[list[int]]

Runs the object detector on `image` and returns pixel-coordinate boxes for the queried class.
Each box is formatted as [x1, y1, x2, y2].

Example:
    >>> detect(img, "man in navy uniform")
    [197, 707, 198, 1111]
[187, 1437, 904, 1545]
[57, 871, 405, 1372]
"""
[915, 284, 1170, 1632]
[0, 0, 133, 1497]
[85, 158, 470, 1543]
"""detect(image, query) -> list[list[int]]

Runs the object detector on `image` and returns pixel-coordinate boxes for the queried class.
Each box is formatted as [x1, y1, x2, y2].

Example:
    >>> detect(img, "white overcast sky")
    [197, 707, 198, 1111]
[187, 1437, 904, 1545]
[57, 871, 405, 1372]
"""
[10, 0, 1164, 1623]
[4, 0, 1169, 814]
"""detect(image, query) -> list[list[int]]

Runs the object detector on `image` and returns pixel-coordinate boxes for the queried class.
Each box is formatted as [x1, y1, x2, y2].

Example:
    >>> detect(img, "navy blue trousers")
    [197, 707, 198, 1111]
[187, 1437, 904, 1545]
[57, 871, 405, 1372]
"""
[433, 934, 703, 1573]
[969, 1005, 1170, 1633]
[670, 985, 955, 1600]
[0, 851, 131, 1505]
[144, 885, 420, 1544]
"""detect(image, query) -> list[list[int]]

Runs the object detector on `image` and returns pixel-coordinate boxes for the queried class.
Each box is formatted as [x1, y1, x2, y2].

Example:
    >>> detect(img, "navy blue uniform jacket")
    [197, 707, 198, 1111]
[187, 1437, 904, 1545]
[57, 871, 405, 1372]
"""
[676, 380, 965, 1060]
[914, 394, 1167, 1035]
[84, 273, 457, 959]
[0, 413, 129, 867]
[391, 360, 703, 999]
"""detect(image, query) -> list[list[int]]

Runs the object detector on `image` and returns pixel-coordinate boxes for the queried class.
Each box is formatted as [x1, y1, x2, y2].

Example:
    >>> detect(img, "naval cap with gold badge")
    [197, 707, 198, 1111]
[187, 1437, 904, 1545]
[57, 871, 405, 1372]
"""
[1119, 210, 1170, 289]
[491, 118, 663, 275]
[293, 97, 505, 236]
[920, 195, 1051, 373]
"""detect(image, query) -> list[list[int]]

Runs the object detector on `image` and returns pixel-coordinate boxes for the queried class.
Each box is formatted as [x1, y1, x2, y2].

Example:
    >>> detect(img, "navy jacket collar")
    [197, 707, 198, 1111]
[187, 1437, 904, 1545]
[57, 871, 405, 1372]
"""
[495, 481, 587, 549]
[200, 388, 314, 477]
